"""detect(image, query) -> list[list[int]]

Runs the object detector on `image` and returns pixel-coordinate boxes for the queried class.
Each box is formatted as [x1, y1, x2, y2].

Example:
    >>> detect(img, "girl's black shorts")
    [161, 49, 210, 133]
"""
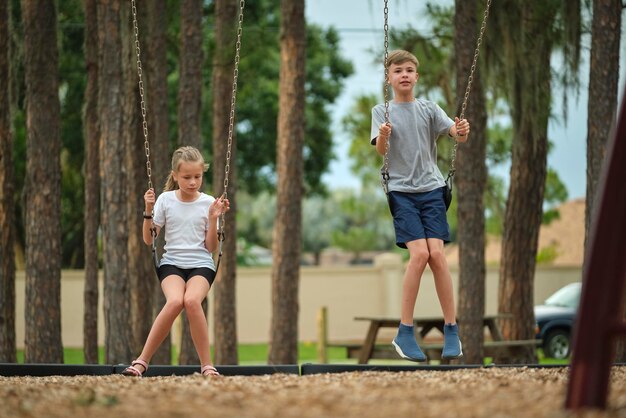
[157, 264, 216, 286]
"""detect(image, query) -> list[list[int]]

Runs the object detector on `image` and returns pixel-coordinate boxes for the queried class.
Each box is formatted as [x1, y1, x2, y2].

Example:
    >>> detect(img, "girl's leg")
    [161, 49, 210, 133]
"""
[134, 275, 186, 372]
[426, 237, 456, 324]
[401, 239, 430, 324]
[182, 276, 212, 368]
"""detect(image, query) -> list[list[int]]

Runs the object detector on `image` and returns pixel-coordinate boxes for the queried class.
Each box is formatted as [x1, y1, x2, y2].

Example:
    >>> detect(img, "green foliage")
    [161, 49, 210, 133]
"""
[229, 1, 353, 194]
[329, 188, 395, 261]
[301, 194, 344, 262]
[342, 94, 381, 185]
[58, 1, 87, 267]
[536, 242, 560, 265]
[236, 191, 276, 250]
[542, 168, 568, 224]
[236, 188, 396, 265]
[9, 1, 353, 267]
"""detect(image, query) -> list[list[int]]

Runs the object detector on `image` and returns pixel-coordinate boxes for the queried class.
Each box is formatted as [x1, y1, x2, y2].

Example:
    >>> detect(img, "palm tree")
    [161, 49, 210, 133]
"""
[268, 0, 306, 364]
[177, 0, 205, 365]
[584, 0, 621, 256]
[454, 0, 489, 365]
[82, 0, 100, 365]
[488, 0, 583, 363]
[98, 0, 133, 363]
[21, 0, 63, 362]
[212, 0, 240, 365]
[0, 0, 16, 363]
[144, 0, 172, 366]
[126, 1, 158, 361]
[177, 0, 203, 149]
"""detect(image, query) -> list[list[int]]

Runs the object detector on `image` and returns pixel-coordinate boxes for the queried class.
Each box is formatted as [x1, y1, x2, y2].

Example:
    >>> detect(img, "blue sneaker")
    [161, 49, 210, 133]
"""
[442, 323, 463, 359]
[392, 323, 427, 362]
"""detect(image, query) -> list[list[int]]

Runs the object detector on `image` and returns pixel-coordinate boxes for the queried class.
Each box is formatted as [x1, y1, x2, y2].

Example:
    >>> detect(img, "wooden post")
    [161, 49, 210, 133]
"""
[317, 306, 328, 363]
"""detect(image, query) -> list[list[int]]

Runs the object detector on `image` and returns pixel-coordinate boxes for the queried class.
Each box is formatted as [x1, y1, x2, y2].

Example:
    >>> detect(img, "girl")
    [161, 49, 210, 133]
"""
[123, 146, 230, 377]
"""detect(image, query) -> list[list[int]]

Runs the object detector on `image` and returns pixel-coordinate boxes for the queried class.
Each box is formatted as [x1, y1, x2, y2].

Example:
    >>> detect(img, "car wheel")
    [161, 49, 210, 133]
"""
[544, 329, 570, 359]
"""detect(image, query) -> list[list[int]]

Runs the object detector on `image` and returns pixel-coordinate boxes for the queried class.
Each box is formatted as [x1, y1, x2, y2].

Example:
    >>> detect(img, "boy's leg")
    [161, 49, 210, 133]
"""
[427, 238, 462, 359]
[135, 275, 186, 371]
[393, 238, 430, 362]
[183, 276, 212, 369]
[401, 239, 430, 324]
[426, 238, 456, 324]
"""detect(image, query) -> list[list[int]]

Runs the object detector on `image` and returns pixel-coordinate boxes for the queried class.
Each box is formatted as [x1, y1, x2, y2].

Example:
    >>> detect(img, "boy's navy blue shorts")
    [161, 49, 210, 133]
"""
[158, 264, 216, 286]
[388, 187, 450, 248]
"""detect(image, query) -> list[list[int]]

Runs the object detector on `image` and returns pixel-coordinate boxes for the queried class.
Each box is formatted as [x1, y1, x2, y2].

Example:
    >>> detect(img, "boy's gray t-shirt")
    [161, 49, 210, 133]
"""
[371, 98, 454, 193]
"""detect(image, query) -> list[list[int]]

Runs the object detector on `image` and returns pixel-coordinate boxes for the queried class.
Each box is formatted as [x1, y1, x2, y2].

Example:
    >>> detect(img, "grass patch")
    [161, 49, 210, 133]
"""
[15, 345, 567, 365]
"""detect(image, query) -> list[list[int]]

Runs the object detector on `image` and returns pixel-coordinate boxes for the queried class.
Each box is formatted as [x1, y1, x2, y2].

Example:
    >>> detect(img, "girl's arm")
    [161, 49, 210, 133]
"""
[143, 188, 160, 245]
[205, 196, 230, 253]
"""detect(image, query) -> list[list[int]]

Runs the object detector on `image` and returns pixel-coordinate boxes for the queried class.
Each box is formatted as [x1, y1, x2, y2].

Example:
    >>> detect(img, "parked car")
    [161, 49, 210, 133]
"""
[534, 282, 581, 359]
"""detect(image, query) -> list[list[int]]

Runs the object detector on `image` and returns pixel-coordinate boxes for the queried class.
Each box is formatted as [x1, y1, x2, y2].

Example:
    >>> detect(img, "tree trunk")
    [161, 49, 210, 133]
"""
[177, 0, 205, 365]
[268, 0, 306, 365]
[83, 0, 100, 365]
[98, 0, 133, 364]
[211, 0, 239, 365]
[497, 3, 555, 364]
[454, 0, 488, 365]
[125, 1, 156, 359]
[585, 0, 622, 361]
[0, 0, 16, 363]
[21, 0, 63, 363]
[177, 0, 203, 149]
[145, 0, 172, 365]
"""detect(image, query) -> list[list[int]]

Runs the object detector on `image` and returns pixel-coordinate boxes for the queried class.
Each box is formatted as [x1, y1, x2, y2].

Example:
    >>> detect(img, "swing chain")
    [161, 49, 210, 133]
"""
[223, 0, 245, 201]
[131, 0, 160, 270]
[131, 0, 153, 193]
[450, 0, 492, 175]
[218, 0, 245, 244]
[381, 0, 390, 194]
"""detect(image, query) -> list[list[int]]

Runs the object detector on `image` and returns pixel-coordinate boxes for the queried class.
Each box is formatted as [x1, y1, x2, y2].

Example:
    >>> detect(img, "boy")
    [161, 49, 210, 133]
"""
[371, 50, 470, 362]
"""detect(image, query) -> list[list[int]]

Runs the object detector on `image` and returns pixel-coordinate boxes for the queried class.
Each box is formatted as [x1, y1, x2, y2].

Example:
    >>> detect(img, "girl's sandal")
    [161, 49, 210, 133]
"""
[122, 359, 149, 377]
[201, 364, 221, 377]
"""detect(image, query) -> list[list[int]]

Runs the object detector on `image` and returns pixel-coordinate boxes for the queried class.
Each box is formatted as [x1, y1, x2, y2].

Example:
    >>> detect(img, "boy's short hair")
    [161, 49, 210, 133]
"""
[386, 50, 419, 69]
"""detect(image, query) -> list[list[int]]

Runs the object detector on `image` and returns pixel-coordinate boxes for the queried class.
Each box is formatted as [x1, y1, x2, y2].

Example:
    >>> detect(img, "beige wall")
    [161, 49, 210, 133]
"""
[14, 254, 582, 348]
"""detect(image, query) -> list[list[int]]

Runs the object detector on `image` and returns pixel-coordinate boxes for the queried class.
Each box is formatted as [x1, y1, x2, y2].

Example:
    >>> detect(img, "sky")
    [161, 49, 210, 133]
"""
[304, 0, 626, 200]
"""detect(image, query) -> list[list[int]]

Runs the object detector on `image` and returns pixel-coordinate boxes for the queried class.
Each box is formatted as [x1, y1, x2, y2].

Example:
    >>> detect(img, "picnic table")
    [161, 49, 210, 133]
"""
[332, 315, 539, 364]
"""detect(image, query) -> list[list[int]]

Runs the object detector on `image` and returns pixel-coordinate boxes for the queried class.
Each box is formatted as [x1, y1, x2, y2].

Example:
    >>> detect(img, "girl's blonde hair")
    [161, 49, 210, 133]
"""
[163, 146, 209, 191]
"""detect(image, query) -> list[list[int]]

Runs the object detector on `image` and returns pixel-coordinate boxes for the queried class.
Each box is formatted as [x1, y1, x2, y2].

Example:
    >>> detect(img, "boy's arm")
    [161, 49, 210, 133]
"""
[375, 122, 392, 156]
[448, 117, 470, 143]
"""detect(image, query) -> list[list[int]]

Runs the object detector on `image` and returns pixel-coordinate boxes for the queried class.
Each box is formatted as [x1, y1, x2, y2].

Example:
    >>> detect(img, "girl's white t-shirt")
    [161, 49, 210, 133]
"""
[153, 190, 216, 270]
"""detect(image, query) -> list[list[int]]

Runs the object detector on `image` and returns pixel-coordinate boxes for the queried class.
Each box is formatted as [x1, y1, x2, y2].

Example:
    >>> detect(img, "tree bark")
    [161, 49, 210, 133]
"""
[455, 0, 488, 365]
[585, 0, 620, 258]
[177, 0, 203, 149]
[177, 0, 205, 365]
[497, 2, 555, 364]
[98, 0, 133, 363]
[211, 0, 239, 365]
[83, 0, 100, 364]
[21, 0, 63, 363]
[585, 0, 622, 361]
[268, 0, 306, 365]
[0, 0, 16, 363]
[145, 0, 172, 365]
[125, 1, 156, 359]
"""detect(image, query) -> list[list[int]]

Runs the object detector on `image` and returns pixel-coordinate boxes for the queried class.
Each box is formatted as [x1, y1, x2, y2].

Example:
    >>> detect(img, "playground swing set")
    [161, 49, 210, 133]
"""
[129, 0, 626, 409]
[2, 0, 624, 413]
